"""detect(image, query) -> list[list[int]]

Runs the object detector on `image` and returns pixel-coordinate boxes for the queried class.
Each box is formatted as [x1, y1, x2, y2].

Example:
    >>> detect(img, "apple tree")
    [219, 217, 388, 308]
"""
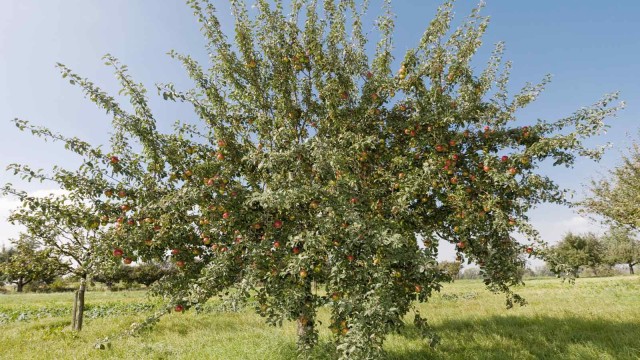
[6, 0, 622, 358]
[601, 227, 640, 274]
[582, 141, 640, 230]
[0, 236, 67, 292]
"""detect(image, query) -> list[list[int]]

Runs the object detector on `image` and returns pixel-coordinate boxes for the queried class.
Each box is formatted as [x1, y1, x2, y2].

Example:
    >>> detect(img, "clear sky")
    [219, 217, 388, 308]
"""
[1, 1, 638, 263]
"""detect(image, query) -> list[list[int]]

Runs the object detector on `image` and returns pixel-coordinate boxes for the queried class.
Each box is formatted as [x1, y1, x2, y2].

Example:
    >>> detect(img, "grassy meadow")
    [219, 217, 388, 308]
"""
[1, 276, 639, 360]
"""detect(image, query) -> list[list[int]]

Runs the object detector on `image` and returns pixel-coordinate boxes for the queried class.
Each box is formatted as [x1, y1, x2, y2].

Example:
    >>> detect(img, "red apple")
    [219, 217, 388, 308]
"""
[202, 237, 211, 245]
[483, 165, 490, 172]
[292, 247, 300, 255]
[121, 204, 130, 212]
[217, 153, 225, 161]
[123, 257, 133, 265]
[218, 139, 226, 147]
[435, 144, 445, 152]
[273, 241, 281, 249]
[118, 190, 127, 198]
[184, 169, 193, 177]
[113, 248, 124, 257]
[299, 269, 308, 278]
[508, 167, 517, 175]
[176, 260, 185, 268]
[174, 305, 184, 312]
[110, 156, 119, 164]
[347, 255, 355, 262]
[501, 155, 509, 162]
[222, 212, 230, 219]
[104, 189, 113, 197]
[350, 197, 358, 205]
[171, 248, 180, 255]
[526, 247, 533, 254]
[449, 140, 456, 147]
[273, 220, 283, 229]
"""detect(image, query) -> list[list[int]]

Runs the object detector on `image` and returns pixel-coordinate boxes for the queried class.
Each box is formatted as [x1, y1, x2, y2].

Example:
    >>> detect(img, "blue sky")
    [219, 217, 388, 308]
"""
[1, 1, 638, 262]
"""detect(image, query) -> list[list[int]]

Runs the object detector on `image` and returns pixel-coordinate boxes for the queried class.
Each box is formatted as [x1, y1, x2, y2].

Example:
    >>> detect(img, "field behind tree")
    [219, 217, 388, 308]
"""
[1, 276, 639, 360]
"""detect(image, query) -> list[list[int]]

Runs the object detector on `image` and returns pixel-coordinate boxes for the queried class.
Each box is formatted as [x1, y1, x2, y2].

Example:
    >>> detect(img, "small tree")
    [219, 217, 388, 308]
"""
[0, 237, 68, 292]
[438, 261, 461, 280]
[582, 142, 640, 230]
[2, 188, 117, 331]
[547, 232, 604, 277]
[601, 227, 640, 274]
[131, 262, 175, 287]
[92, 264, 133, 291]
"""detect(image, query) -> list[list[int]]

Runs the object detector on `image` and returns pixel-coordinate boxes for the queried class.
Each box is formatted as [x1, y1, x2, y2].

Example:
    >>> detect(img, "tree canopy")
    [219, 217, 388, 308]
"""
[582, 141, 640, 230]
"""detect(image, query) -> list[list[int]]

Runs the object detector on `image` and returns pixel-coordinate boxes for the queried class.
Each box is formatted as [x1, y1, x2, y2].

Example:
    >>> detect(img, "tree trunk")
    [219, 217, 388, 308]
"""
[73, 277, 87, 331]
[16, 280, 24, 293]
[629, 263, 635, 275]
[72, 290, 79, 330]
[296, 281, 317, 352]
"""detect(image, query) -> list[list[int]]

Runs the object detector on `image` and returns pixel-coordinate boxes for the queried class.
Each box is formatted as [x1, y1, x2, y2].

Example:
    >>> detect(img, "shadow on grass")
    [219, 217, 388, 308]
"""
[387, 315, 640, 360]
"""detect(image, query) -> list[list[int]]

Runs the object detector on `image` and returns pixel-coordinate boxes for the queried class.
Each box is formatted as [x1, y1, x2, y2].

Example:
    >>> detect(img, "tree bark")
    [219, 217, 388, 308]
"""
[16, 280, 24, 293]
[73, 277, 86, 331]
[629, 263, 635, 275]
[72, 290, 78, 330]
[296, 281, 317, 352]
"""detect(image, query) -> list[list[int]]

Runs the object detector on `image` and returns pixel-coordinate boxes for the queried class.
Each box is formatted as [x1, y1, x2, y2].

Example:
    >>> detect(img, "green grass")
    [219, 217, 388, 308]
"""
[1, 276, 639, 359]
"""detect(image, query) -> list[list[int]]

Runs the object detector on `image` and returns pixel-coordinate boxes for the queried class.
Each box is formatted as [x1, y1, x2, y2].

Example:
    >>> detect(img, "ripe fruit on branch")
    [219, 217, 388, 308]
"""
[113, 248, 124, 257]
[203, 237, 211, 245]
[109, 156, 119, 164]
[347, 255, 355, 262]
[501, 155, 509, 162]
[273, 241, 281, 249]
[508, 167, 518, 176]
[123, 257, 133, 265]
[176, 261, 185, 268]
[350, 197, 358, 205]
[222, 212, 230, 219]
[104, 189, 113, 197]
[483, 165, 490, 172]
[299, 269, 308, 278]
[171, 248, 180, 255]
[292, 247, 301, 255]
[435, 144, 445, 152]
[273, 220, 283, 229]
[174, 305, 184, 312]
[456, 241, 465, 249]
[216, 153, 225, 161]
[526, 247, 533, 254]
[121, 204, 130, 212]
[117, 190, 127, 198]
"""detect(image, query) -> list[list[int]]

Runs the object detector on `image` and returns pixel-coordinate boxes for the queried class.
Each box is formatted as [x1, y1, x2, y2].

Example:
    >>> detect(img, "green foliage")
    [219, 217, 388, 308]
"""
[437, 261, 461, 280]
[582, 142, 640, 230]
[547, 232, 605, 277]
[4, 0, 622, 358]
[601, 227, 640, 274]
[0, 237, 68, 292]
